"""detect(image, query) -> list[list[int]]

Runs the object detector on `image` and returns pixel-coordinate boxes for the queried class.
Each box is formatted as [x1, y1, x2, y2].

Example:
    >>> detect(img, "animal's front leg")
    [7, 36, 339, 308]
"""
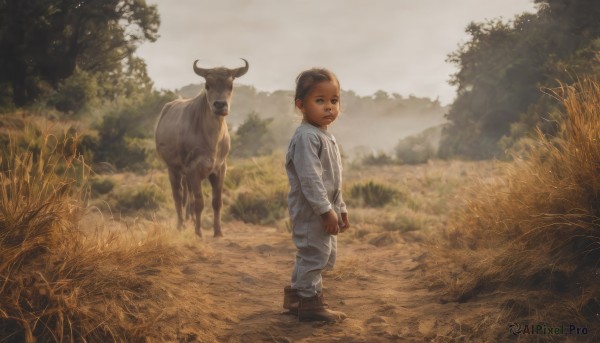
[208, 165, 225, 237]
[167, 169, 185, 230]
[183, 178, 195, 223]
[187, 172, 204, 237]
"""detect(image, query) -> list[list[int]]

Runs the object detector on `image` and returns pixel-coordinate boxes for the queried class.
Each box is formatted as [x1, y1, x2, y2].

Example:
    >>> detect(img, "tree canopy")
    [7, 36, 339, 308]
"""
[439, 0, 600, 159]
[0, 0, 159, 107]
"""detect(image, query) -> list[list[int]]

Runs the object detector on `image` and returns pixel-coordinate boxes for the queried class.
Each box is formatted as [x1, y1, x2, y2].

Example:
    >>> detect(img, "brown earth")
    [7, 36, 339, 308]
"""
[122, 221, 508, 343]
[78, 160, 522, 342]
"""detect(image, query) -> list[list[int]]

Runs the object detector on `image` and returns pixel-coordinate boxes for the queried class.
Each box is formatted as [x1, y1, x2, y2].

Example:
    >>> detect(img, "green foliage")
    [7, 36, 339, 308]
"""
[229, 189, 288, 225]
[0, 0, 159, 107]
[93, 90, 176, 172]
[178, 85, 447, 159]
[395, 125, 442, 164]
[224, 153, 289, 225]
[231, 112, 275, 158]
[90, 177, 116, 195]
[49, 69, 99, 117]
[381, 209, 428, 233]
[360, 151, 394, 166]
[115, 184, 165, 212]
[349, 180, 400, 208]
[0, 119, 92, 188]
[440, 1, 600, 159]
[396, 139, 432, 165]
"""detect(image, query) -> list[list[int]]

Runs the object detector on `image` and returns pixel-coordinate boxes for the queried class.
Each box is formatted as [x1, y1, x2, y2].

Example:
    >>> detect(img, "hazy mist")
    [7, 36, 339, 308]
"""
[137, 0, 537, 105]
[178, 84, 447, 158]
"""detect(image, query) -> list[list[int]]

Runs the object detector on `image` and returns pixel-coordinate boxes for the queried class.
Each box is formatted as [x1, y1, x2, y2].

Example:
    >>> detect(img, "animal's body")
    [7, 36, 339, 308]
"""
[155, 59, 248, 237]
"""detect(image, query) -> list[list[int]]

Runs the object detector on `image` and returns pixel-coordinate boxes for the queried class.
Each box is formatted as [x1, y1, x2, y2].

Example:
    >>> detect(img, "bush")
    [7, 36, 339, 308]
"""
[230, 112, 275, 158]
[50, 69, 99, 117]
[229, 188, 288, 225]
[225, 153, 289, 225]
[381, 209, 428, 233]
[90, 177, 116, 195]
[349, 180, 400, 208]
[360, 151, 394, 166]
[395, 125, 442, 164]
[115, 184, 166, 212]
[94, 90, 176, 172]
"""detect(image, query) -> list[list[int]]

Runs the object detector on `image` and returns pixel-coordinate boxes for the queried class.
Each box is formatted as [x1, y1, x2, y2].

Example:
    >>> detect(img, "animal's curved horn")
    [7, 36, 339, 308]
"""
[193, 60, 210, 77]
[231, 58, 249, 78]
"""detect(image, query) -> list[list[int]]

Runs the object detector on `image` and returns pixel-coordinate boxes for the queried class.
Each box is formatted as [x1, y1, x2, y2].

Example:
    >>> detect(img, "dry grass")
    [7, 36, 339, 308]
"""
[336, 160, 495, 248]
[0, 135, 181, 342]
[430, 80, 600, 337]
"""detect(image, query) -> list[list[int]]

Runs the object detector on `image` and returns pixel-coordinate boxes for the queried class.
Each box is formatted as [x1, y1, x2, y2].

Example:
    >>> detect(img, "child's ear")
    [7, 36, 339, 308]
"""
[295, 99, 303, 111]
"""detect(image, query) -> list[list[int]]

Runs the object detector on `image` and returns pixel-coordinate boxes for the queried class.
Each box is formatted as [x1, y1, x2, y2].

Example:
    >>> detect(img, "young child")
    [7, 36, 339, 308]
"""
[283, 68, 350, 322]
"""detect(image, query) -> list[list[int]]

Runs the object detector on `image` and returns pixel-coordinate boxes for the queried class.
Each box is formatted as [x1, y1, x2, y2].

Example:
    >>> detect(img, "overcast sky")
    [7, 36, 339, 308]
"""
[137, 0, 537, 105]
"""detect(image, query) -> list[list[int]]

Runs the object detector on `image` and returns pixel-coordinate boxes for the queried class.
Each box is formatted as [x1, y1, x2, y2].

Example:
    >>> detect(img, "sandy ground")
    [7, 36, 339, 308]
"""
[137, 221, 507, 343]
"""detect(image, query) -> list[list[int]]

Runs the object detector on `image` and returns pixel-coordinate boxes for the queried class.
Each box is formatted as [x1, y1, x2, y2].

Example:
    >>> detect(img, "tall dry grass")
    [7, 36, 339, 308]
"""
[0, 134, 180, 342]
[432, 80, 600, 336]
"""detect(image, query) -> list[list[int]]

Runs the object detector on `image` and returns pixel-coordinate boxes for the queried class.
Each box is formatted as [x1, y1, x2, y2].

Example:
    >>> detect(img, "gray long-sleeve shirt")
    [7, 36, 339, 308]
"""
[286, 122, 347, 225]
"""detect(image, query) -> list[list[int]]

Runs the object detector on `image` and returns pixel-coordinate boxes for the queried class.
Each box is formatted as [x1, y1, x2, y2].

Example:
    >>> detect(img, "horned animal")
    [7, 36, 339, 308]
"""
[155, 59, 249, 237]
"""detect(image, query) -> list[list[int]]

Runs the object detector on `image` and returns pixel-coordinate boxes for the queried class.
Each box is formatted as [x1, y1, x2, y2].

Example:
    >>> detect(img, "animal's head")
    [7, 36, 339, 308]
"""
[193, 59, 249, 116]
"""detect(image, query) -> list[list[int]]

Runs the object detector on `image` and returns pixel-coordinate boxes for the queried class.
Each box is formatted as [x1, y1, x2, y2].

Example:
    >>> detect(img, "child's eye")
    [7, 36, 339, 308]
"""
[331, 99, 339, 104]
[316, 99, 324, 104]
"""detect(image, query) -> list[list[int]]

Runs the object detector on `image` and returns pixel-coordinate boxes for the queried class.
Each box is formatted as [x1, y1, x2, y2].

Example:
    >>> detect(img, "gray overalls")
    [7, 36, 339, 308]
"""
[285, 122, 347, 298]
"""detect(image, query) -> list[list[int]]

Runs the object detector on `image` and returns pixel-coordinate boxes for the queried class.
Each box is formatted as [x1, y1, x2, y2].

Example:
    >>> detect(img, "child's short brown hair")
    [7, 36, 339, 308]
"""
[294, 68, 340, 101]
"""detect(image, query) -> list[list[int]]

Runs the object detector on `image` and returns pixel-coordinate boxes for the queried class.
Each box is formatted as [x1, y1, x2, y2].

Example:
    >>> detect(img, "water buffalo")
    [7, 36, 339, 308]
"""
[155, 59, 249, 237]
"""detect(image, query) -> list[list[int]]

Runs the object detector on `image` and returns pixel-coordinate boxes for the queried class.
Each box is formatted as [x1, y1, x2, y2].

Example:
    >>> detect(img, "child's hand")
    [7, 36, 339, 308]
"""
[340, 212, 350, 233]
[320, 210, 339, 235]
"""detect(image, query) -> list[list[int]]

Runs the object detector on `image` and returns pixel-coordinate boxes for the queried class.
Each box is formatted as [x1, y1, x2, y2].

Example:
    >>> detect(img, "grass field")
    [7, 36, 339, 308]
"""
[2, 80, 600, 341]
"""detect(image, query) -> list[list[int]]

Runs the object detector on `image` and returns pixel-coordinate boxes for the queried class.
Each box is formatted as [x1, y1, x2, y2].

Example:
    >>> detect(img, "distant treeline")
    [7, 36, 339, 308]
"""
[2, 0, 598, 162]
[440, 0, 600, 159]
[179, 84, 447, 158]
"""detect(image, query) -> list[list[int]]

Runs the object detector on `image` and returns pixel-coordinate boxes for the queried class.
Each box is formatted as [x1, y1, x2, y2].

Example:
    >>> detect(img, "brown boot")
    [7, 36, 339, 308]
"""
[283, 286, 300, 315]
[298, 292, 347, 322]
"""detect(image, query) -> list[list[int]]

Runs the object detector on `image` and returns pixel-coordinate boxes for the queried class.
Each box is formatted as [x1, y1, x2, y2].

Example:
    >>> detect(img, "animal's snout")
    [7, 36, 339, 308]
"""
[213, 101, 227, 110]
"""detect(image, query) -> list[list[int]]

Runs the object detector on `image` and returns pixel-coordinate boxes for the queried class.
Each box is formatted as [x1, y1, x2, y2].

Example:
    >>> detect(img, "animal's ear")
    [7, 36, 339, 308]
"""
[231, 58, 249, 78]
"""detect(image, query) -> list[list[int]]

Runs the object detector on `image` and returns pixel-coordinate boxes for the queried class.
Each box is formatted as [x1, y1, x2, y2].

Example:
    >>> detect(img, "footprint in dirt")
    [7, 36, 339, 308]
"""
[376, 304, 398, 317]
[255, 244, 274, 254]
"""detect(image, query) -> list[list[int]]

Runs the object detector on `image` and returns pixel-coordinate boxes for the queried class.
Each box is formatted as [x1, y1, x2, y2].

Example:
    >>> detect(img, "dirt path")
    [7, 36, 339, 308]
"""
[148, 222, 503, 343]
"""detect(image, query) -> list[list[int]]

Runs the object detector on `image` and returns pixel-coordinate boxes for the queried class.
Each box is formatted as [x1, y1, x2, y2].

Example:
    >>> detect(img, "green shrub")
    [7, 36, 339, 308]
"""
[381, 210, 428, 233]
[395, 125, 442, 164]
[90, 177, 116, 195]
[50, 69, 99, 117]
[349, 180, 399, 208]
[230, 112, 275, 158]
[94, 90, 176, 172]
[360, 151, 394, 166]
[115, 184, 165, 212]
[229, 189, 287, 225]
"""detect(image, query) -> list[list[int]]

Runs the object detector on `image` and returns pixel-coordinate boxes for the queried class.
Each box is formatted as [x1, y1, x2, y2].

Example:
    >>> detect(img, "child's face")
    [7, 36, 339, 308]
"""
[295, 81, 340, 128]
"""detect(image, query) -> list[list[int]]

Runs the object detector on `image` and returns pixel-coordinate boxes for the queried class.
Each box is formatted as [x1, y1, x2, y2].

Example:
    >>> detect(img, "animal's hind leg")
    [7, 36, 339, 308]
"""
[182, 175, 194, 222]
[188, 171, 204, 237]
[209, 164, 225, 237]
[182, 175, 189, 220]
[167, 168, 184, 230]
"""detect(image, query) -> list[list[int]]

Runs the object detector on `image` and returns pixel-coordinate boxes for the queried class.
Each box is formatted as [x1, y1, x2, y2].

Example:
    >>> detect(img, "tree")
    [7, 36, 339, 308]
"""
[231, 112, 275, 158]
[0, 0, 159, 107]
[90, 90, 176, 171]
[439, 0, 600, 159]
